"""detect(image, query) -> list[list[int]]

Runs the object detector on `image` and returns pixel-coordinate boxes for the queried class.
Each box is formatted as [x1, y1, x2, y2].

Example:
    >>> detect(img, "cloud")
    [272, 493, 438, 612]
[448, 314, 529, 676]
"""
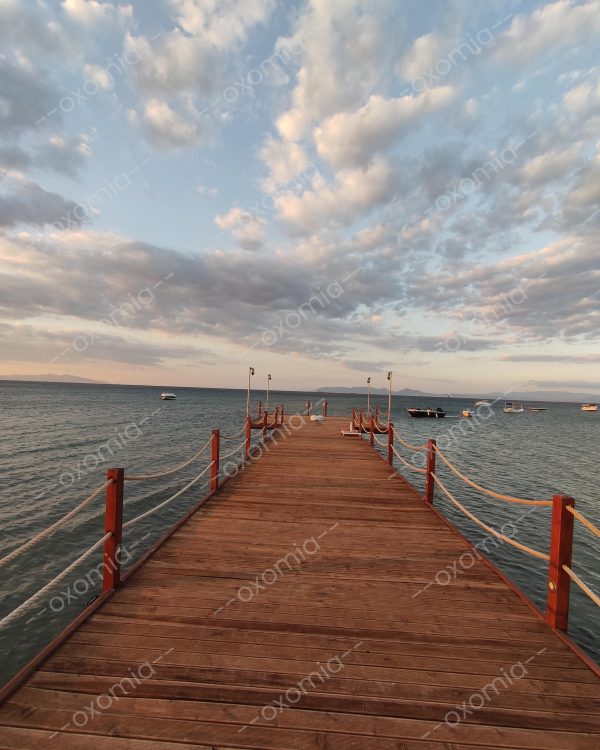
[0, 174, 86, 228]
[0, 58, 61, 133]
[62, 0, 133, 26]
[196, 183, 218, 199]
[314, 87, 456, 168]
[127, 99, 200, 150]
[214, 206, 265, 250]
[500, 353, 600, 363]
[493, 0, 600, 65]
[259, 135, 311, 192]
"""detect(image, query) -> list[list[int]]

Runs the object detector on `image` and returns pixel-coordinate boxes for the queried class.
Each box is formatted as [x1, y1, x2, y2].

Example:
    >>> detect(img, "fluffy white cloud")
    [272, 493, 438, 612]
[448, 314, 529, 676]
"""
[494, 0, 600, 64]
[397, 32, 445, 83]
[259, 136, 311, 192]
[62, 0, 132, 26]
[314, 86, 456, 168]
[214, 206, 265, 250]
[275, 157, 397, 233]
[171, 0, 275, 48]
[128, 99, 199, 150]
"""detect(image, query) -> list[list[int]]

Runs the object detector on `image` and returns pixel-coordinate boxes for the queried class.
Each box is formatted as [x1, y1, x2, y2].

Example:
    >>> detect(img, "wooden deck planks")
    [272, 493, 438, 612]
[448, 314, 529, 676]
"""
[0, 415, 599, 749]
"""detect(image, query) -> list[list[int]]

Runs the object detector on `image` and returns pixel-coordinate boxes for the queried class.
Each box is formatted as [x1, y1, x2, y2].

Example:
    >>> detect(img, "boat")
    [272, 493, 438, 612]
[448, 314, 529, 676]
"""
[528, 407, 547, 413]
[160, 392, 176, 400]
[474, 399, 492, 406]
[407, 407, 446, 419]
[503, 401, 524, 413]
[462, 410, 473, 418]
[581, 403, 598, 412]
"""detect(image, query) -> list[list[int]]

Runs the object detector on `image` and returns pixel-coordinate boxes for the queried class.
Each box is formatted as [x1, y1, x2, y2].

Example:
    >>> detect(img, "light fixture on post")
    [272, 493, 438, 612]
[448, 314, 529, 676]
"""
[387, 371, 392, 426]
[246, 366, 255, 417]
[367, 377, 371, 414]
[266, 373, 271, 411]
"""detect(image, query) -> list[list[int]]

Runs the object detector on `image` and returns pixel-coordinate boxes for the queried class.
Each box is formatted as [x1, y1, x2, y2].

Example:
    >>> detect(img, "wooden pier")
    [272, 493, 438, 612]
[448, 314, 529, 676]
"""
[1, 413, 599, 748]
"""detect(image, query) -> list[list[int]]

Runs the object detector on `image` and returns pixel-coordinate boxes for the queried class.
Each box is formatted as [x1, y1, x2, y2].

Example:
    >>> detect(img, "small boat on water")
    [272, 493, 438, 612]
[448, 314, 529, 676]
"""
[408, 407, 446, 419]
[160, 392, 177, 400]
[581, 403, 598, 412]
[528, 406, 547, 413]
[503, 401, 524, 413]
[462, 410, 473, 418]
[474, 400, 492, 406]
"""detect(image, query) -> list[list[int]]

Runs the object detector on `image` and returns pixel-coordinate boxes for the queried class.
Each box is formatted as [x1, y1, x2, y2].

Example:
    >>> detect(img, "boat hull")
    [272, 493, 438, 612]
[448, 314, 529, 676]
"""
[407, 408, 446, 419]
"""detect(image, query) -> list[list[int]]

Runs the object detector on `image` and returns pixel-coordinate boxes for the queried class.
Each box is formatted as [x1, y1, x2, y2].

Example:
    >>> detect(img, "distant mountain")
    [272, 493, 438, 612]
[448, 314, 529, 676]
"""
[1, 374, 108, 384]
[317, 386, 600, 403]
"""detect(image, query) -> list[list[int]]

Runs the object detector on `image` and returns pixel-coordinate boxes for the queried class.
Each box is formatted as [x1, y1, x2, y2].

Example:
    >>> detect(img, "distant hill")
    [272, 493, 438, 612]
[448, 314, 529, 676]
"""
[1, 374, 108, 384]
[317, 386, 600, 403]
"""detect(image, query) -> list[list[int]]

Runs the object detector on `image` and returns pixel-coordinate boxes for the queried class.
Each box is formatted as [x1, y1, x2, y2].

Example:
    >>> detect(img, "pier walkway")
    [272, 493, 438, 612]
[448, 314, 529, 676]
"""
[0, 414, 599, 748]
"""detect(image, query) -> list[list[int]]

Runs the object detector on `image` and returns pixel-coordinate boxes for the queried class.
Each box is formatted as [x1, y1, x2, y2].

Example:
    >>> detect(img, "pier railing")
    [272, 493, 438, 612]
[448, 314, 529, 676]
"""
[356, 407, 600, 635]
[0, 405, 284, 628]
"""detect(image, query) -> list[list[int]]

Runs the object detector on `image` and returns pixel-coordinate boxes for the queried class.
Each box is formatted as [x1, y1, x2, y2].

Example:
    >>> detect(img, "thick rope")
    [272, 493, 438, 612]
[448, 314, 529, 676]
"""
[123, 461, 214, 529]
[0, 480, 111, 569]
[220, 439, 247, 460]
[391, 444, 427, 474]
[434, 446, 552, 507]
[0, 532, 111, 628]
[221, 423, 247, 441]
[566, 506, 600, 539]
[432, 474, 549, 561]
[125, 435, 212, 481]
[373, 433, 387, 448]
[393, 432, 428, 452]
[562, 565, 600, 608]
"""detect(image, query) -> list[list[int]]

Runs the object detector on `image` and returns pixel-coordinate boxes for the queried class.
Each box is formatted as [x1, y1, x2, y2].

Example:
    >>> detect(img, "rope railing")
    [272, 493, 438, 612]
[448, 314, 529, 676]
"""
[0, 480, 112, 569]
[566, 505, 600, 539]
[431, 473, 550, 561]
[391, 444, 427, 474]
[125, 435, 213, 481]
[221, 423, 247, 441]
[220, 439, 248, 461]
[562, 565, 600, 608]
[434, 445, 552, 507]
[0, 532, 111, 628]
[123, 462, 214, 529]
[373, 433, 387, 448]
[395, 433, 428, 452]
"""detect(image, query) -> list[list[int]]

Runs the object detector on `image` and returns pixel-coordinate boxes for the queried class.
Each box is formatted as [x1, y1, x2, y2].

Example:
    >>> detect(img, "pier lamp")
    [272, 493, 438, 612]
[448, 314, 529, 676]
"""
[367, 377, 371, 413]
[387, 371, 392, 425]
[246, 366, 255, 417]
[266, 373, 271, 411]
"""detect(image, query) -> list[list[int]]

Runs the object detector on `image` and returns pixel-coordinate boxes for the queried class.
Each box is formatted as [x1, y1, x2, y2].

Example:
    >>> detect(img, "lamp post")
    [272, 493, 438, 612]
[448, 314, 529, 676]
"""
[367, 377, 371, 414]
[246, 366, 254, 417]
[387, 371, 392, 426]
[266, 373, 271, 411]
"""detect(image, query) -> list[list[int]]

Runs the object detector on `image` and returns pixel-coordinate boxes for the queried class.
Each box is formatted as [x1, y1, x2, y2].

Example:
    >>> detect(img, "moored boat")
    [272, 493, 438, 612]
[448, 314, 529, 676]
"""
[503, 401, 524, 413]
[407, 407, 446, 418]
[474, 400, 492, 406]
[581, 403, 598, 412]
[528, 406, 547, 412]
[462, 410, 473, 418]
[160, 392, 177, 400]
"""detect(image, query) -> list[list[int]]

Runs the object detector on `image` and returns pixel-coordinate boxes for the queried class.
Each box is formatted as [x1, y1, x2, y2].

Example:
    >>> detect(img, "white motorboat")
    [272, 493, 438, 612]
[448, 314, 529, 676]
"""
[503, 401, 524, 413]
[581, 403, 598, 412]
[160, 392, 176, 400]
[474, 400, 492, 406]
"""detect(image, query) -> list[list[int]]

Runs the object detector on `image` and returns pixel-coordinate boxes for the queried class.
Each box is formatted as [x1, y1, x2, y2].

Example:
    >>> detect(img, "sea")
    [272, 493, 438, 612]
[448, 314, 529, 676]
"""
[1, 379, 598, 686]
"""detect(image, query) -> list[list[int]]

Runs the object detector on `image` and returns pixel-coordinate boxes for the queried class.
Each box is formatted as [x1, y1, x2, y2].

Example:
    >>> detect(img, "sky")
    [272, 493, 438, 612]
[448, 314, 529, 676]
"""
[0, 0, 599, 394]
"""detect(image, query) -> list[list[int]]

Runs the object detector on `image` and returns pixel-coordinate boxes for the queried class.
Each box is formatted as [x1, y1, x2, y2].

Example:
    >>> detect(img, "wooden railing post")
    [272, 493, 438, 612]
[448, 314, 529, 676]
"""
[359, 410, 363, 433]
[274, 405, 279, 425]
[103, 468, 124, 593]
[306, 400, 312, 416]
[245, 416, 251, 460]
[210, 429, 220, 491]
[280, 404, 284, 422]
[424, 439, 436, 505]
[375, 405, 380, 421]
[388, 423, 394, 465]
[323, 401, 328, 417]
[546, 494, 575, 632]
[262, 410, 268, 440]
[352, 408, 357, 429]
[369, 415, 375, 447]
[257, 401, 262, 418]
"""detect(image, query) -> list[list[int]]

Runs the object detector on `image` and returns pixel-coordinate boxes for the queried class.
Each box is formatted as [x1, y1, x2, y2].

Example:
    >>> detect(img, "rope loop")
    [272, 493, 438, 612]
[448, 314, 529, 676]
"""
[566, 506, 600, 539]
[125, 434, 212, 481]
[562, 565, 600, 608]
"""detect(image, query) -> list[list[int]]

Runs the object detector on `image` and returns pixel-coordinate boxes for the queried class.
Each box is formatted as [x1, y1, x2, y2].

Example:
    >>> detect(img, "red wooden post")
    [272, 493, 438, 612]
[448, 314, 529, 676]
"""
[424, 439, 436, 504]
[375, 405, 380, 421]
[359, 410, 363, 433]
[103, 468, 124, 593]
[546, 494, 575, 632]
[262, 410, 268, 440]
[274, 405, 279, 425]
[369, 415, 375, 447]
[257, 400, 262, 418]
[323, 401, 328, 417]
[210, 429, 220, 491]
[280, 404, 285, 422]
[388, 423, 394, 465]
[245, 416, 251, 460]
[352, 407, 357, 429]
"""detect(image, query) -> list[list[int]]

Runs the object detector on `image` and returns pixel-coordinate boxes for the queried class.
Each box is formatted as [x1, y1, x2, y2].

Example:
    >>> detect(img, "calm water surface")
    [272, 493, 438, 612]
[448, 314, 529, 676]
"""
[0, 381, 598, 684]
